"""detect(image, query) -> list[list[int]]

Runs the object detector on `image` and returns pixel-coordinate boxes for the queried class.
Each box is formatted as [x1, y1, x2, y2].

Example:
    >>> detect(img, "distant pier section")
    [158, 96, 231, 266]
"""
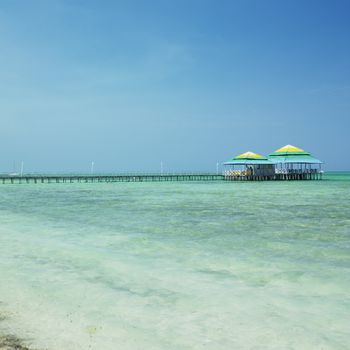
[0, 173, 225, 184]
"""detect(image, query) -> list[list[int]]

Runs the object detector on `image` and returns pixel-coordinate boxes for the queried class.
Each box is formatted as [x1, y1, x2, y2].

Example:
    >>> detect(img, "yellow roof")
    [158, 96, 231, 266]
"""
[235, 151, 266, 160]
[274, 144, 305, 153]
[269, 144, 311, 157]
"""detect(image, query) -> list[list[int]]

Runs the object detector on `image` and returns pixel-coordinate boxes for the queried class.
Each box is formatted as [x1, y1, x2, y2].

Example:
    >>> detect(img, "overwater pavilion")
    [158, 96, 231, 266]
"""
[223, 151, 275, 181]
[268, 145, 323, 180]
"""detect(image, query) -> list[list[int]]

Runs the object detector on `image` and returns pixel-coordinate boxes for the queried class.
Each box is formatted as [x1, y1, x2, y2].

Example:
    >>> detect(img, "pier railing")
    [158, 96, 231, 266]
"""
[0, 173, 225, 184]
[0, 171, 323, 184]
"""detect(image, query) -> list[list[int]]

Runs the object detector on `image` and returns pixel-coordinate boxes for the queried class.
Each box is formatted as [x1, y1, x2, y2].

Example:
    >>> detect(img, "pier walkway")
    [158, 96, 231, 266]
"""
[224, 171, 322, 181]
[0, 173, 225, 184]
[0, 172, 322, 184]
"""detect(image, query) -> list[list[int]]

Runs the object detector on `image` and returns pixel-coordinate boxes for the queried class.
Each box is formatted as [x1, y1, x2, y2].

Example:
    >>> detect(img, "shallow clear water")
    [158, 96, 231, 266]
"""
[0, 173, 349, 349]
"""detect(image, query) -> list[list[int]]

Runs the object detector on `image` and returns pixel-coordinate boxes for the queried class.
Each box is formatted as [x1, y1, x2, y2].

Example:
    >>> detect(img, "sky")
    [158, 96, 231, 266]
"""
[0, 0, 349, 173]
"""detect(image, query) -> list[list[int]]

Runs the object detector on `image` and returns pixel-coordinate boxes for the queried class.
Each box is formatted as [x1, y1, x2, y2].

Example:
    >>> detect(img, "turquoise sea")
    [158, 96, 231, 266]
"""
[0, 173, 349, 349]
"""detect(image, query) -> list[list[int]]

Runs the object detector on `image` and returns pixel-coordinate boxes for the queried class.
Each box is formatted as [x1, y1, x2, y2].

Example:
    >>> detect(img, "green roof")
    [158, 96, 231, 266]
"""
[269, 155, 323, 164]
[268, 144, 323, 164]
[223, 146, 323, 165]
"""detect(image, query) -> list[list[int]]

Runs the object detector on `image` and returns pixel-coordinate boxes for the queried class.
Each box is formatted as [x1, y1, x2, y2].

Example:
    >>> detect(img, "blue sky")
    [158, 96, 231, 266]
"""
[0, 0, 349, 172]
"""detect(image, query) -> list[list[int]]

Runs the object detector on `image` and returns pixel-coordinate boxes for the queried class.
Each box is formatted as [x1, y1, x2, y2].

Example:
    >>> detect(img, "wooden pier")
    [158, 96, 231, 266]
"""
[275, 172, 322, 181]
[0, 172, 322, 184]
[0, 173, 225, 184]
[225, 171, 322, 181]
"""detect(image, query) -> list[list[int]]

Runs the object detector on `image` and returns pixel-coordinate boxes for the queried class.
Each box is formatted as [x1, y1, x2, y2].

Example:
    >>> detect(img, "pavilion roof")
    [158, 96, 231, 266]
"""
[269, 144, 310, 156]
[268, 145, 323, 164]
[234, 151, 268, 160]
[224, 151, 273, 165]
[269, 155, 323, 164]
